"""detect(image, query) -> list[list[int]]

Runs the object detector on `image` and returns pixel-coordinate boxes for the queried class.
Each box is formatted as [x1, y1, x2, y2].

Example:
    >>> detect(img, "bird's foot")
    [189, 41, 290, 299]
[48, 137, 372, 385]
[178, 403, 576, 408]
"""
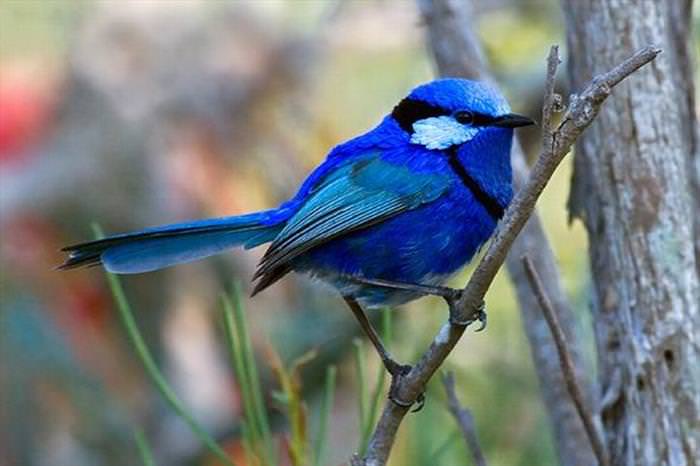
[347, 276, 486, 332]
[449, 299, 487, 332]
[384, 360, 425, 412]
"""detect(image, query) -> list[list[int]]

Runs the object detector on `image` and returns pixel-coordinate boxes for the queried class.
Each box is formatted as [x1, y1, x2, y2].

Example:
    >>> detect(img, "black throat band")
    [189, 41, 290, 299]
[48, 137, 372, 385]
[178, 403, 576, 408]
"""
[446, 147, 505, 220]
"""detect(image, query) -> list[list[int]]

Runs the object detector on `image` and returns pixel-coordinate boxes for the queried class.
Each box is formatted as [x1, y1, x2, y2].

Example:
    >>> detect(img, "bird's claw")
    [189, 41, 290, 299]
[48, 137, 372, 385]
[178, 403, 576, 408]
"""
[449, 300, 487, 332]
[411, 393, 426, 412]
[474, 304, 487, 332]
[386, 362, 425, 412]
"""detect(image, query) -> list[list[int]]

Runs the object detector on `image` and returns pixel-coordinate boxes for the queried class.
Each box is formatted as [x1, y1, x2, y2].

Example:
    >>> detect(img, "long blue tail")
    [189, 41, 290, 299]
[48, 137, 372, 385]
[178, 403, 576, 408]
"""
[59, 211, 284, 274]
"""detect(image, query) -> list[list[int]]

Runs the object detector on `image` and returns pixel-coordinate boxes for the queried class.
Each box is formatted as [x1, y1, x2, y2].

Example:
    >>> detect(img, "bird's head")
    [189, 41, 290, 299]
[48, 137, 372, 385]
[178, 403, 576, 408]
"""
[391, 78, 534, 150]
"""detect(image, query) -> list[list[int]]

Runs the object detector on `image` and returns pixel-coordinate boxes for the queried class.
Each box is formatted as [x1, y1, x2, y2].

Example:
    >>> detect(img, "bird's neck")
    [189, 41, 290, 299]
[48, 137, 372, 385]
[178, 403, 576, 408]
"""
[374, 118, 514, 218]
[452, 128, 514, 216]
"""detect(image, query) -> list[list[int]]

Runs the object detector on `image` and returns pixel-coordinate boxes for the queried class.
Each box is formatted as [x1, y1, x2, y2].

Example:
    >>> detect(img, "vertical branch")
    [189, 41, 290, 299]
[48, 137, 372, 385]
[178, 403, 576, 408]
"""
[522, 257, 609, 466]
[441, 372, 488, 466]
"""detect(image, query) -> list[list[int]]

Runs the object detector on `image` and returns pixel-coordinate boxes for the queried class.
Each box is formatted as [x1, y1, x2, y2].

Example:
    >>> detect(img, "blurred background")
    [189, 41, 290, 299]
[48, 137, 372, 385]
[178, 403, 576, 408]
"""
[0, 1, 697, 466]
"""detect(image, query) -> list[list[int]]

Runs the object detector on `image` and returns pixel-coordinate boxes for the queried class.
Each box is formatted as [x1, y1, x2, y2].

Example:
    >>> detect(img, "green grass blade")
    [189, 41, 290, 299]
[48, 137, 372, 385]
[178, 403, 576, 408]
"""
[313, 365, 337, 466]
[239, 419, 255, 466]
[93, 225, 235, 466]
[221, 295, 262, 455]
[381, 307, 392, 344]
[229, 283, 275, 466]
[133, 428, 156, 466]
[353, 338, 369, 453]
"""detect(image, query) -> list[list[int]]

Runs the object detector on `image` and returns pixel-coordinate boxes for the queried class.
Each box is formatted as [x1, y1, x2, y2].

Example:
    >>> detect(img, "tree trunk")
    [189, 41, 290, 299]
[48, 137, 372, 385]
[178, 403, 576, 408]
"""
[562, 1, 700, 465]
[667, 0, 700, 277]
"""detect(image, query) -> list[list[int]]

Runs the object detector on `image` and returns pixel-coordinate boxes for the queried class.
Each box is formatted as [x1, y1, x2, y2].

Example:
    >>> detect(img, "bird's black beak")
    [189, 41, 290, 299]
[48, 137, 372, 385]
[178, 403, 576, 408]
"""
[492, 113, 536, 128]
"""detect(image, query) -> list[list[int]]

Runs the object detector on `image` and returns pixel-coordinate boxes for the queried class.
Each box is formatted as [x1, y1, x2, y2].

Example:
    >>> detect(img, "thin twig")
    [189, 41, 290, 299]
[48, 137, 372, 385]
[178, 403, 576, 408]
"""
[441, 372, 487, 466]
[356, 45, 660, 466]
[521, 256, 610, 466]
[541, 46, 561, 151]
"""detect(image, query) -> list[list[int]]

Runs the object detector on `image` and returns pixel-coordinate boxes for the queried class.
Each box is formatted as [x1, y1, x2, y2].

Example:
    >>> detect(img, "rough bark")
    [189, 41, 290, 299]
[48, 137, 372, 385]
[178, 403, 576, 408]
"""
[417, 2, 596, 465]
[562, 1, 700, 465]
[667, 0, 700, 276]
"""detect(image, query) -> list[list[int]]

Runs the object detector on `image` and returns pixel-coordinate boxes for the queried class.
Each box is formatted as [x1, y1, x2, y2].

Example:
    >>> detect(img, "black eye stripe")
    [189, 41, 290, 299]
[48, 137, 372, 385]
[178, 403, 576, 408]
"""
[391, 98, 447, 133]
[470, 113, 496, 126]
[391, 98, 498, 133]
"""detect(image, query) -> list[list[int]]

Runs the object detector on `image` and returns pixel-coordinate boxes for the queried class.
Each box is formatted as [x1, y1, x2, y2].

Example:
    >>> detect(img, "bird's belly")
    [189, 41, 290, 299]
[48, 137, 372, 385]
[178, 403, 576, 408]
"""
[293, 190, 497, 307]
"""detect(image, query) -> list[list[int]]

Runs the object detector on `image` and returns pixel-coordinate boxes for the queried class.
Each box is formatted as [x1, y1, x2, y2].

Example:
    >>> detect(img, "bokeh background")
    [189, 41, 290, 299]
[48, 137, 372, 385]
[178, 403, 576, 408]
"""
[1, 1, 698, 466]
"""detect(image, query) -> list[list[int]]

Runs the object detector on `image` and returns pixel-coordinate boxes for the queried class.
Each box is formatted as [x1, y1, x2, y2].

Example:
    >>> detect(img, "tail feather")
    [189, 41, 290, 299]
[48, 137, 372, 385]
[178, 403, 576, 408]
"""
[59, 211, 283, 274]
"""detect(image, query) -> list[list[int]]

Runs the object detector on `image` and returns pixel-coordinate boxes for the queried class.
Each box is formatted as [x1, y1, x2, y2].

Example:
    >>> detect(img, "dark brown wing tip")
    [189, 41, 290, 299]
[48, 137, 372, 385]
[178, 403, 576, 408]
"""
[55, 260, 81, 271]
[55, 254, 78, 271]
[54, 251, 103, 271]
[250, 264, 292, 297]
[250, 282, 263, 297]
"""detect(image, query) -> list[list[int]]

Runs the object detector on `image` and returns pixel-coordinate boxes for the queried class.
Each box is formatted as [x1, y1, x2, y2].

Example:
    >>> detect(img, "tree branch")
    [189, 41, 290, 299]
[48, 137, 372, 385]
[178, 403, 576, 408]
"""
[441, 372, 487, 466]
[357, 45, 660, 466]
[521, 256, 609, 466]
[417, 2, 596, 463]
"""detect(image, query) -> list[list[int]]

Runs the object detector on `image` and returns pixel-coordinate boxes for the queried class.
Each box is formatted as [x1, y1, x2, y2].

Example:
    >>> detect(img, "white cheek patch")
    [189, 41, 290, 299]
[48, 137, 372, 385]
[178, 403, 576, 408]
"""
[410, 116, 478, 150]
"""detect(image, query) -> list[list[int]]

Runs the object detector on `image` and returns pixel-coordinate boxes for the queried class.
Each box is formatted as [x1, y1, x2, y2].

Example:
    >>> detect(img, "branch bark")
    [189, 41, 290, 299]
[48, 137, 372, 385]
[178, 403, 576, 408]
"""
[562, 1, 700, 465]
[357, 44, 660, 466]
[522, 256, 608, 466]
[417, 1, 596, 464]
[441, 372, 488, 466]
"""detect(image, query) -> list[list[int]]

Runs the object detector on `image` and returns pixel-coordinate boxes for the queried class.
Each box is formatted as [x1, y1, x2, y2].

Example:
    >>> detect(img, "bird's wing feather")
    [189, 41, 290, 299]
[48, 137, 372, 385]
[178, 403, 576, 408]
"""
[252, 155, 450, 292]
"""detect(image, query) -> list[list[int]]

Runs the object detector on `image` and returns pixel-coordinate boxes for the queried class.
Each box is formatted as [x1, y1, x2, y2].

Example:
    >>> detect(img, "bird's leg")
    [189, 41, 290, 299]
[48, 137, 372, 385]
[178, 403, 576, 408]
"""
[342, 296, 423, 411]
[347, 276, 487, 331]
[342, 296, 404, 374]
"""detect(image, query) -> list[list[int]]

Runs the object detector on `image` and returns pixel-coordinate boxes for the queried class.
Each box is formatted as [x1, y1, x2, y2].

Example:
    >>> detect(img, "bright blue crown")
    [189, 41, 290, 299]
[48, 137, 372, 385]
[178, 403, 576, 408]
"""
[407, 78, 510, 116]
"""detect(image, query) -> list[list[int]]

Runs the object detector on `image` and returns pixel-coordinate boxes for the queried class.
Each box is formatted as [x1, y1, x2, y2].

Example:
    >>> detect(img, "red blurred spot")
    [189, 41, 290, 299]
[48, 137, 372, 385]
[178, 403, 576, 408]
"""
[0, 65, 57, 164]
[65, 282, 111, 328]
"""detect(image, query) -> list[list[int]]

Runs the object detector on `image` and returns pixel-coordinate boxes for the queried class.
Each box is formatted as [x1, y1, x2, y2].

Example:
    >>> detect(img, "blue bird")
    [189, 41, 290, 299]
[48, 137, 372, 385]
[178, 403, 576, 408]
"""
[60, 78, 533, 406]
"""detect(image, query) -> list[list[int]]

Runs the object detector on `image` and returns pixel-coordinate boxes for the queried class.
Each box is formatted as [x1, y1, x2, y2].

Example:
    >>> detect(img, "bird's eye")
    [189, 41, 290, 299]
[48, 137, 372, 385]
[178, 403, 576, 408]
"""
[454, 110, 474, 125]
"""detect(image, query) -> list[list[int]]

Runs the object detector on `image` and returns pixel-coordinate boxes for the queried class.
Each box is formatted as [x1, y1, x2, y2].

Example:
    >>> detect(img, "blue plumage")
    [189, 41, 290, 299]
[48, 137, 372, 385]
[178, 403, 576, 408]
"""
[60, 78, 533, 308]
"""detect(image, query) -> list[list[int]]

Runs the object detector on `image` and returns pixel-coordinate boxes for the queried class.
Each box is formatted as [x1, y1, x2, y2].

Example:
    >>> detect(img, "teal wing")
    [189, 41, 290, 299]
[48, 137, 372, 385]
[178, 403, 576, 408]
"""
[251, 156, 451, 294]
